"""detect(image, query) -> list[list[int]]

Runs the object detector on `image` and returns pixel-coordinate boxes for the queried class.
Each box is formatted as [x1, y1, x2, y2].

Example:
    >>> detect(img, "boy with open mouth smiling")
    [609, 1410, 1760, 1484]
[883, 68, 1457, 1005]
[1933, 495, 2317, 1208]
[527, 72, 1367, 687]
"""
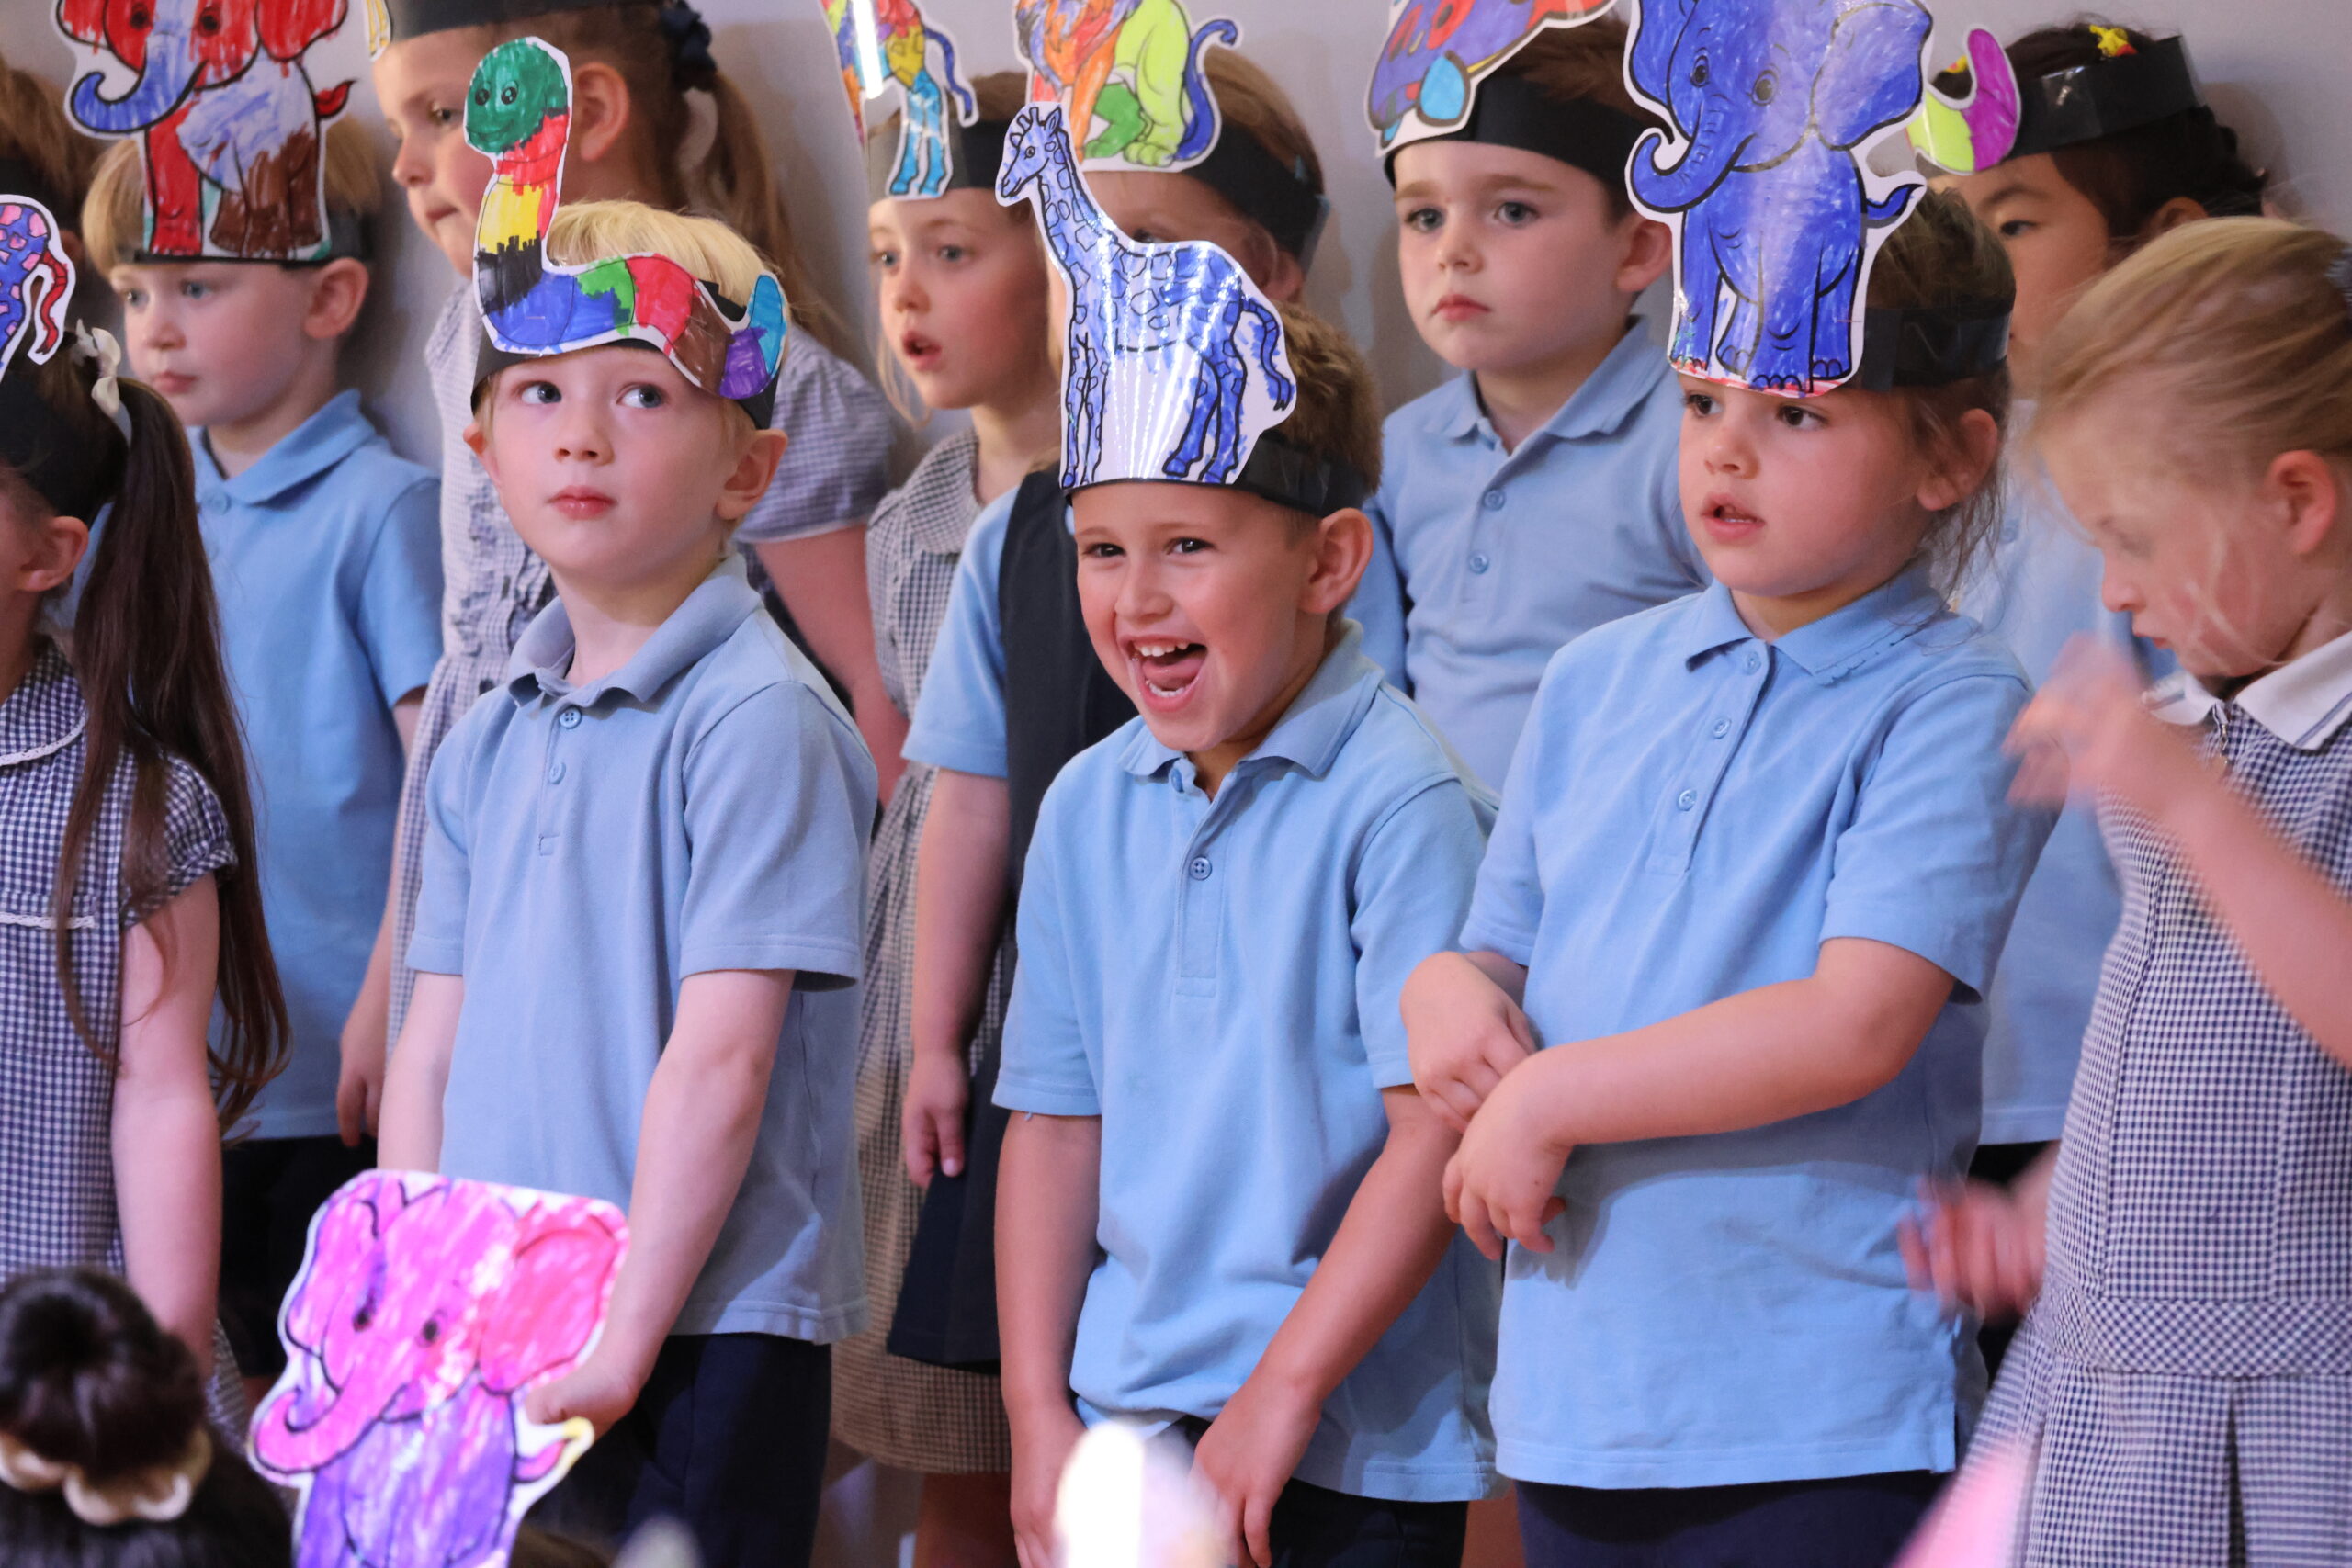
[989, 232, 1500, 1568]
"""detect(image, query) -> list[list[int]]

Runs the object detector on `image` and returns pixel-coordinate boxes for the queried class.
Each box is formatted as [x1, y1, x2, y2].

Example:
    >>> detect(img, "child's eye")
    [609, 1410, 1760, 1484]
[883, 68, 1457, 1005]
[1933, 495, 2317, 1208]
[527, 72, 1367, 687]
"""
[620, 385, 666, 410]
[1080, 541, 1124, 560]
[1496, 200, 1538, 225]
[430, 104, 460, 128]
[870, 248, 899, 270]
[119, 288, 146, 309]
[937, 244, 968, 264]
[517, 381, 560, 405]
[178, 280, 212, 300]
[1129, 227, 1164, 244]
[1169, 536, 1210, 555]
[1775, 403, 1823, 430]
[1682, 391, 1718, 418]
[1402, 206, 1442, 234]
[1997, 219, 2036, 239]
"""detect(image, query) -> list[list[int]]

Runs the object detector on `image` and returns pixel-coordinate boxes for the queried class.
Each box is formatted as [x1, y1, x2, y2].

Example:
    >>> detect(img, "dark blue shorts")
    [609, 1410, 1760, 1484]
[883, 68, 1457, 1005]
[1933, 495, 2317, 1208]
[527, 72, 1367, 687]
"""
[1516, 1472, 1940, 1568]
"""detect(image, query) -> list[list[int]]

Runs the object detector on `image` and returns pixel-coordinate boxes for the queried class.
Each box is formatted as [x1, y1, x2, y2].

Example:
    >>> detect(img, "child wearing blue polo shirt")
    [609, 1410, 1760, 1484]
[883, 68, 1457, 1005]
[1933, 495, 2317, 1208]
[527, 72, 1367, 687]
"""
[995, 299, 1498, 1568]
[379, 199, 876, 1568]
[1403, 194, 2052, 1567]
[1353, 19, 1705, 788]
[85, 125, 443, 1400]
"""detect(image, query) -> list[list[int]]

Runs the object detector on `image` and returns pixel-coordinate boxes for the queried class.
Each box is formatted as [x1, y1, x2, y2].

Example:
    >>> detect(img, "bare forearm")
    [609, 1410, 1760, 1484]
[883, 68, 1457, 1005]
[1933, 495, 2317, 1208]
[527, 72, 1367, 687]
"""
[997, 1112, 1100, 1422]
[114, 1083, 220, 1365]
[913, 771, 1012, 1065]
[755, 533, 907, 789]
[379, 972, 462, 1169]
[2165, 783, 2352, 1066]
[1251, 1095, 1458, 1407]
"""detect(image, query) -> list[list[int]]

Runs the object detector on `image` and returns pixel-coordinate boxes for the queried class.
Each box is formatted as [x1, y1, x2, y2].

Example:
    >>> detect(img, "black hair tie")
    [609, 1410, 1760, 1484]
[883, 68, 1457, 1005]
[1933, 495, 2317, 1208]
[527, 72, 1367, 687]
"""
[658, 1, 719, 94]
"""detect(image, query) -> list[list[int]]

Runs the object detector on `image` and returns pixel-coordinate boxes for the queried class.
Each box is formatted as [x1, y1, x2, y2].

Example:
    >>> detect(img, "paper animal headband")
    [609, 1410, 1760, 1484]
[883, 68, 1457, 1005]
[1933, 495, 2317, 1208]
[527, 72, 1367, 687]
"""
[465, 37, 787, 424]
[55, 0, 363, 262]
[372, 0, 621, 50]
[1368, 0, 1624, 159]
[1625, 0, 2007, 397]
[251, 1171, 627, 1568]
[1917, 26, 2202, 174]
[825, 0, 989, 200]
[0, 196, 125, 521]
[996, 104, 1362, 515]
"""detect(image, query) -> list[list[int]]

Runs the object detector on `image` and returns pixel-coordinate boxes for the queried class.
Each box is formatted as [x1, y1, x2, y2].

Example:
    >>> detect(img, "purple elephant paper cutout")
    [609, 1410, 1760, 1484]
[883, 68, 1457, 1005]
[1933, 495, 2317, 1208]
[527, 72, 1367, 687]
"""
[54, 0, 359, 261]
[1368, 0, 1618, 150]
[1623, 0, 1939, 395]
[250, 1170, 628, 1568]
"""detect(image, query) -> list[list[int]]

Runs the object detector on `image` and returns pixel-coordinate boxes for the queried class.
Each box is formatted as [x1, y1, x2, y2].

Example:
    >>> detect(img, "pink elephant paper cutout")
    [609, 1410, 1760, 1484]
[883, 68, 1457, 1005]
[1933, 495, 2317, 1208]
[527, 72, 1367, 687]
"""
[250, 1169, 628, 1568]
[54, 0, 359, 260]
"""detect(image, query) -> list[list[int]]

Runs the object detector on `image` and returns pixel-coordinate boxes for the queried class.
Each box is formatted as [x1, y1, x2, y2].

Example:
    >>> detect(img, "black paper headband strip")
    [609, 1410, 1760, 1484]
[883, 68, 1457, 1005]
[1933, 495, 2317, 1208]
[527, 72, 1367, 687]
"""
[1385, 75, 1646, 197]
[380, 0, 621, 40]
[865, 119, 1011, 204]
[1849, 299, 2010, 393]
[474, 329, 780, 431]
[1229, 434, 1369, 518]
[2008, 34, 2203, 161]
[1186, 127, 1329, 266]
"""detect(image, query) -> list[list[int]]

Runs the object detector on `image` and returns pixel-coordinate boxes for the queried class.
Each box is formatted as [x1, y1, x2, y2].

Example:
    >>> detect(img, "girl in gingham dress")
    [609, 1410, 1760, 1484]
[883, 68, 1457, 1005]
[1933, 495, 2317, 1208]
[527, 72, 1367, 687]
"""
[836, 73, 1060, 1563]
[1909, 220, 2352, 1564]
[367, 0, 897, 1065]
[0, 325, 284, 1432]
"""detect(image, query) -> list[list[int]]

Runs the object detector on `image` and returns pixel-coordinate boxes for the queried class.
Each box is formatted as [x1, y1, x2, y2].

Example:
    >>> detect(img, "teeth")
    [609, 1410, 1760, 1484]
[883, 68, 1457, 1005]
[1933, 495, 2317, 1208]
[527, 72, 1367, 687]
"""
[1131, 641, 1194, 660]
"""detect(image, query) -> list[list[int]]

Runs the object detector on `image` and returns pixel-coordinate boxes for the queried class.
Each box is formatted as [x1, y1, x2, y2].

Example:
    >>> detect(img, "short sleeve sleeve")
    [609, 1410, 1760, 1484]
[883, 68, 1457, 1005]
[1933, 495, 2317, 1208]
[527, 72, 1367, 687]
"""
[130, 759, 233, 927]
[1819, 672, 2052, 998]
[902, 491, 1014, 778]
[356, 475, 446, 705]
[405, 712, 479, 976]
[1348, 486, 1410, 689]
[734, 335, 898, 545]
[679, 683, 874, 987]
[1352, 776, 1492, 1086]
[1458, 655, 1569, 964]
[995, 791, 1100, 1116]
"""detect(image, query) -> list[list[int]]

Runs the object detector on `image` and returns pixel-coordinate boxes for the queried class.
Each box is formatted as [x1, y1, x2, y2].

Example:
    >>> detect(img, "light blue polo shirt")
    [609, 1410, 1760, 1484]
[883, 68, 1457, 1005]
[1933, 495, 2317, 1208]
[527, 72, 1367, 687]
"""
[997, 632, 1501, 1504]
[1460, 568, 2051, 1489]
[1960, 469, 2168, 1144]
[902, 487, 1021, 778]
[1347, 321, 1705, 788]
[195, 391, 442, 1140]
[410, 558, 877, 1341]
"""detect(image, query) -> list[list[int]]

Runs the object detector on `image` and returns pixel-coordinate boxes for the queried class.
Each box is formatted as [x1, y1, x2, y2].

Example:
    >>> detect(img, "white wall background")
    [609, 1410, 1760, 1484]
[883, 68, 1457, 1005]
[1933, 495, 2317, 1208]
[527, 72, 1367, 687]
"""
[16, 0, 2349, 473]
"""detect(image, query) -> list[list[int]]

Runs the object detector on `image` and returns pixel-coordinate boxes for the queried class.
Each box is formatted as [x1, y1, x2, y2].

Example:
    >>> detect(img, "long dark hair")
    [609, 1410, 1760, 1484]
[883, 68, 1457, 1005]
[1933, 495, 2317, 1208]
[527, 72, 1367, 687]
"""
[5, 352, 285, 1128]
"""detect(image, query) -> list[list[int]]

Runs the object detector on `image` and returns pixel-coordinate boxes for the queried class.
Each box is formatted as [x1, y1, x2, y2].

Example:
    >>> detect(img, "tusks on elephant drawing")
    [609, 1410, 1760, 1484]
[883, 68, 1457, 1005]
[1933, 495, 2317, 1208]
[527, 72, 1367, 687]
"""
[1622, 0, 1941, 396]
[249, 1170, 628, 1568]
[53, 0, 357, 261]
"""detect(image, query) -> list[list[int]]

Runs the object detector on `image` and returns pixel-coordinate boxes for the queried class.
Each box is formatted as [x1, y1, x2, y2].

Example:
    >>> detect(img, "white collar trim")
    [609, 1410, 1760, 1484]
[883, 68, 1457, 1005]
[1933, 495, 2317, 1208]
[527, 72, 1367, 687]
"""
[2146, 626, 2352, 750]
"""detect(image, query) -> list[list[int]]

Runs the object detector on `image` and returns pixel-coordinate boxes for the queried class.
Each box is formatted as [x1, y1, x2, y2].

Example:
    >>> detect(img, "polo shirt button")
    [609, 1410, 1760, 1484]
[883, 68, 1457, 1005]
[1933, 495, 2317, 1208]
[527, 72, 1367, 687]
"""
[1676, 788, 1698, 811]
[1744, 651, 1762, 673]
[1711, 718, 1731, 739]
[1189, 857, 1212, 880]
[1468, 552, 1491, 574]
[548, 761, 565, 784]
[559, 708, 582, 728]
[1481, 488, 1506, 512]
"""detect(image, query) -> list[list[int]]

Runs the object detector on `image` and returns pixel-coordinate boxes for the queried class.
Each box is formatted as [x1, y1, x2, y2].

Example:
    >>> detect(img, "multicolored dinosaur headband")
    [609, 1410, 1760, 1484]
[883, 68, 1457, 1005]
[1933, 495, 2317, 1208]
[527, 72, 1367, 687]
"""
[464, 37, 787, 426]
[825, 0, 988, 201]
[996, 104, 1363, 516]
[55, 0, 364, 263]
[1625, 0, 2007, 398]
[1368, 0, 1623, 157]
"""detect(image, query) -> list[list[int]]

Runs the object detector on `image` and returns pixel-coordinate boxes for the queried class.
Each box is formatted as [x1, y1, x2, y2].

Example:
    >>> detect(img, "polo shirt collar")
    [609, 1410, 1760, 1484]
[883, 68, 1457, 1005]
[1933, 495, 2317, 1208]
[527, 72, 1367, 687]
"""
[192, 389, 374, 509]
[1119, 624, 1384, 784]
[0, 641, 85, 767]
[1435, 317, 1670, 447]
[506, 554, 763, 709]
[1678, 563, 1948, 682]
[2147, 627, 2352, 750]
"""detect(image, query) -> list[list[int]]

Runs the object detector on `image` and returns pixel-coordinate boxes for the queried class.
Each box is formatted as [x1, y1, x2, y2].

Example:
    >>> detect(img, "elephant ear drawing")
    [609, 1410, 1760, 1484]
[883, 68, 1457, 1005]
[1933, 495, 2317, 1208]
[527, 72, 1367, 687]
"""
[1623, 0, 1694, 116]
[262, 0, 350, 62]
[284, 1171, 403, 1357]
[477, 1208, 626, 1396]
[54, 0, 105, 47]
[1813, 0, 1932, 150]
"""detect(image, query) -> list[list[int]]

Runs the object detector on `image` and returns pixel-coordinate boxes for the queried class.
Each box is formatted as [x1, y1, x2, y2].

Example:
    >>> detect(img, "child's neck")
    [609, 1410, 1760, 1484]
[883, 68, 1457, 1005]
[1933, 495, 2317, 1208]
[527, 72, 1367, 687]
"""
[968, 383, 1062, 505]
[205, 356, 342, 479]
[1473, 318, 1633, 454]
[551, 546, 727, 688]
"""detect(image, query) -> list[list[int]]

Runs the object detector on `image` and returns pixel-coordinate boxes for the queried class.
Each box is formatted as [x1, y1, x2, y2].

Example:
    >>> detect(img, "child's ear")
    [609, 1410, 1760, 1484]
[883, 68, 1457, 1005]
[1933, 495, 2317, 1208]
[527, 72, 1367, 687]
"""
[1303, 506, 1374, 615]
[463, 416, 497, 480]
[1916, 408, 2001, 515]
[1617, 216, 1674, 297]
[716, 428, 790, 524]
[7, 512, 89, 595]
[569, 61, 637, 172]
[2269, 449, 2345, 561]
[2141, 196, 2209, 242]
[301, 258, 371, 342]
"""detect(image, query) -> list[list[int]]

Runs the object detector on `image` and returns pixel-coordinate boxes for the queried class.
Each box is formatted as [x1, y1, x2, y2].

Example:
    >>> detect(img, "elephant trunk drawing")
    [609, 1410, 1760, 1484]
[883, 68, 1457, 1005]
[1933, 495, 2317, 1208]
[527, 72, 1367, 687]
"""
[67, 34, 202, 134]
[1629, 111, 1745, 214]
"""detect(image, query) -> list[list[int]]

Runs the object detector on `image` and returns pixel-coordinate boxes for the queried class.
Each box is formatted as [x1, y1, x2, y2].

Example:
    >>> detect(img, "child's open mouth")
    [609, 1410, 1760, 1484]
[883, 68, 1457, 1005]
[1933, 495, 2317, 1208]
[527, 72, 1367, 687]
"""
[1126, 639, 1207, 704]
[900, 332, 943, 371]
[1702, 495, 1765, 543]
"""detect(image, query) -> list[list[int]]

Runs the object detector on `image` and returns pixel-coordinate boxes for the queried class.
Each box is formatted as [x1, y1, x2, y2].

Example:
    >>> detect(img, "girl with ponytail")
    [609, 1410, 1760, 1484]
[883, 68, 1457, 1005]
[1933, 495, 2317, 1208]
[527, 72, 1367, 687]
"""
[0, 299, 286, 1430]
[369, 0, 900, 1056]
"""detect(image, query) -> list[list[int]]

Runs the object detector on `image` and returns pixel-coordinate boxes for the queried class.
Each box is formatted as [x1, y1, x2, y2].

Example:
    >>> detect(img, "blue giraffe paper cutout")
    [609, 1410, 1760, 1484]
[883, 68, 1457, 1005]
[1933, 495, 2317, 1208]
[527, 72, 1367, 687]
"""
[0, 196, 74, 382]
[995, 103, 1295, 491]
[1623, 0, 1937, 395]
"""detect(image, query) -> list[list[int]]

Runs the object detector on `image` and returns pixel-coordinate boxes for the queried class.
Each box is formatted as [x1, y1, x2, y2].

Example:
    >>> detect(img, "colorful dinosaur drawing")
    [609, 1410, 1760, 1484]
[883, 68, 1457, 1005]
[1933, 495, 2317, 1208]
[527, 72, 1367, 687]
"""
[465, 37, 786, 403]
[0, 197, 74, 384]
[1014, 0, 1238, 170]
[1906, 26, 2021, 175]
[1367, 0, 1615, 148]
[825, 0, 978, 199]
[996, 104, 1294, 490]
[55, 0, 356, 259]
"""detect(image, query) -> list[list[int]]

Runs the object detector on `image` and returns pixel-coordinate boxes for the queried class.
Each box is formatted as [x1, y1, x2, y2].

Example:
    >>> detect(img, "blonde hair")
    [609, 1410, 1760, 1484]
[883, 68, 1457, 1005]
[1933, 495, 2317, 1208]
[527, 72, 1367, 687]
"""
[2035, 218, 2352, 492]
[82, 120, 383, 274]
[1271, 302, 1383, 500]
[476, 5, 849, 357]
[0, 51, 95, 216]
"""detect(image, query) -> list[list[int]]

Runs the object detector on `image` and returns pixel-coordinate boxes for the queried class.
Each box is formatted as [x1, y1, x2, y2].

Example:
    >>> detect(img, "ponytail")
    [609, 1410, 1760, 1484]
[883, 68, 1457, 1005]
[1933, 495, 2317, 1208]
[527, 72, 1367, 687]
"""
[50, 378, 285, 1129]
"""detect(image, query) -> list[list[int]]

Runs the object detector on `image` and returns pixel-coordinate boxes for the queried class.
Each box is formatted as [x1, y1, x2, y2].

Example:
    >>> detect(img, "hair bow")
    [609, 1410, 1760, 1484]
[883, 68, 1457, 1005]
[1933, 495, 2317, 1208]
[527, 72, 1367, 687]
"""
[659, 2, 719, 93]
[0, 1427, 211, 1527]
[69, 323, 130, 439]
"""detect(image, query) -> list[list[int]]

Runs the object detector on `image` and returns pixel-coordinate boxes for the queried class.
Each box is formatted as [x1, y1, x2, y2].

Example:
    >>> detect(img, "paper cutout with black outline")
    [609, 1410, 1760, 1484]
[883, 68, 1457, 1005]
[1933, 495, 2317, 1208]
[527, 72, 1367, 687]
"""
[1368, 0, 1619, 151]
[1013, 0, 1240, 175]
[826, 0, 980, 199]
